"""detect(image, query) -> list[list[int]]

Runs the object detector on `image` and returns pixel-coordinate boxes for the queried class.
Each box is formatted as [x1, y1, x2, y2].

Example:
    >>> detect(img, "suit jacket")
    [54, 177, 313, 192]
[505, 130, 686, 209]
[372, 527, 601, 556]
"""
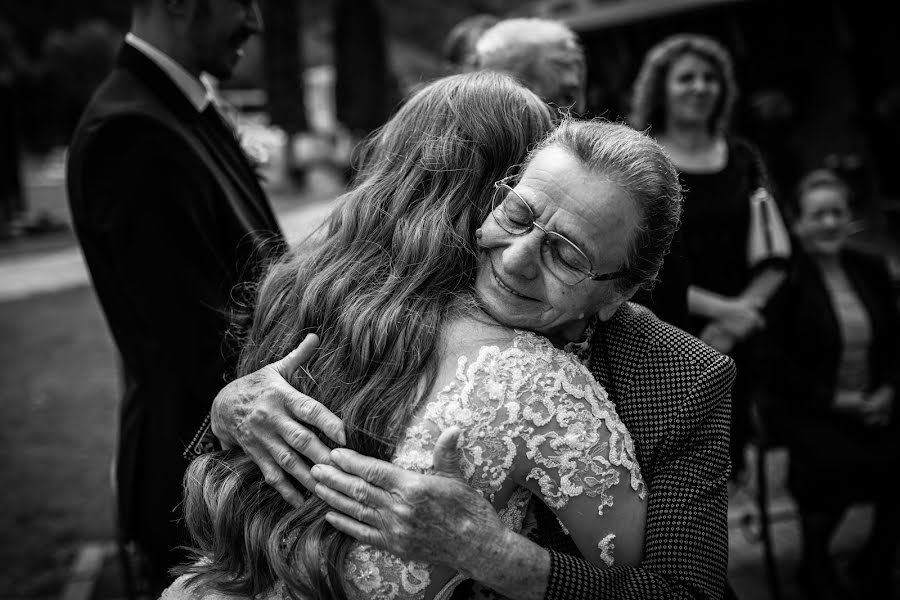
[760, 246, 900, 504]
[66, 43, 284, 565]
[536, 303, 735, 600]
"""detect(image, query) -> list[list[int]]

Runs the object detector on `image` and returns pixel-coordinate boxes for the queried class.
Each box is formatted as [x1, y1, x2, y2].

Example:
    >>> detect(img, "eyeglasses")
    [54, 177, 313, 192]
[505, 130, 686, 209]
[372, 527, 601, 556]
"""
[491, 178, 629, 285]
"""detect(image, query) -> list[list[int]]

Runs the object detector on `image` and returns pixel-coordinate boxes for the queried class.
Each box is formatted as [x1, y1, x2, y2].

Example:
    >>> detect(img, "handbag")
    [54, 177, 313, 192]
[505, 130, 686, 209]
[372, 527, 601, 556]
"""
[745, 144, 791, 268]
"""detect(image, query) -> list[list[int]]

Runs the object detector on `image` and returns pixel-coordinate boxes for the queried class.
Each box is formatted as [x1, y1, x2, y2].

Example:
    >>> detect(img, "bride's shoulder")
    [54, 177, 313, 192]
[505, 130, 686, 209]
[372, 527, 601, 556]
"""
[445, 316, 574, 362]
[158, 575, 270, 600]
[158, 575, 202, 600]
[443, 319, 604, 400]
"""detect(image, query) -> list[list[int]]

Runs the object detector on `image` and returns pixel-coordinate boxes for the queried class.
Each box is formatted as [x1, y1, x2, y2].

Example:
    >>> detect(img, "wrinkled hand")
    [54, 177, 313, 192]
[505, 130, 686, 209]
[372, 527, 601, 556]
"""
[210, 334, 346, 507]
[310, 427, 507, 573]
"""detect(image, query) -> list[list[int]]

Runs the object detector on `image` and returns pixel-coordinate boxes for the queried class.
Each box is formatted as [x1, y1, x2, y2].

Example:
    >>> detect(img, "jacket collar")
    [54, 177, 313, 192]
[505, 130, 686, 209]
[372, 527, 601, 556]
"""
[116, 42, 204, 125]
[124, 33, 214, 112]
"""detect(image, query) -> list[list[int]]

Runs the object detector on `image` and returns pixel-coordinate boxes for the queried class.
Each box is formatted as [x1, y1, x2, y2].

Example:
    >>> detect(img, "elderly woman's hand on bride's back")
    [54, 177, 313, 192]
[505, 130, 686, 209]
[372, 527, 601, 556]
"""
[210, 333, 347, 507]
[310, 427, 549, 598]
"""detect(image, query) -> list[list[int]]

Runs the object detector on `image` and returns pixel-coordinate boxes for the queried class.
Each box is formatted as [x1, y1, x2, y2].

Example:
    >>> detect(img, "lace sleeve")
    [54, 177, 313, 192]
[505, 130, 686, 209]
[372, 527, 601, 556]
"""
[397, 331, 647, 570]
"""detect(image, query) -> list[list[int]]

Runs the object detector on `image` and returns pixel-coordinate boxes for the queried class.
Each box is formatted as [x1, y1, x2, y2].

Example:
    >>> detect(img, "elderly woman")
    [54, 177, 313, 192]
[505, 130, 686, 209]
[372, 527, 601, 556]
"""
[162, 71, 686, 600]
[763, 169, 900, 599]
[474, 17, 586, 115]
[629, 34, 791, 480]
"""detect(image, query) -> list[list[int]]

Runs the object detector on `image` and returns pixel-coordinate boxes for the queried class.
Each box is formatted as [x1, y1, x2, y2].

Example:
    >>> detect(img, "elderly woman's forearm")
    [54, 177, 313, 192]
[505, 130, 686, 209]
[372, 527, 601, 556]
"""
[464, 528, 549, 600]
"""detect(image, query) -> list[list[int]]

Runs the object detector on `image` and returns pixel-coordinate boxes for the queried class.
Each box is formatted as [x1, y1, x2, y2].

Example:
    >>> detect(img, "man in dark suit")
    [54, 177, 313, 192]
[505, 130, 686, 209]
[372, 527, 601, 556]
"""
[66, 0, 282, 592]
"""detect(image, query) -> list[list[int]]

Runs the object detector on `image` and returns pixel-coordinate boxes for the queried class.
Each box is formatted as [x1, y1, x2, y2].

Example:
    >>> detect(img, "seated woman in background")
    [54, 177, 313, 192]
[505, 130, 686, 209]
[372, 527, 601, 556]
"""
[763, 169, 900, 599]
[159, 71, 686, 600]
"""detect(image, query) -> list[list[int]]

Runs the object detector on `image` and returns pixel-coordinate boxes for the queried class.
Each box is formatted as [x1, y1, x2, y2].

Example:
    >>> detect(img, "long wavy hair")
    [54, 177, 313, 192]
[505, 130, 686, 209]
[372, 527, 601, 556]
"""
[179, 71, 554, 599]
[628, 34, 738, 135]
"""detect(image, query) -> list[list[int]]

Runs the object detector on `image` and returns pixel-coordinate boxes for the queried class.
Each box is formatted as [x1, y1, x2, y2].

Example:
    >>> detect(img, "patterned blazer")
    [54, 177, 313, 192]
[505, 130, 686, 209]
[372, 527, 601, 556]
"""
[535, 302, 735, 600]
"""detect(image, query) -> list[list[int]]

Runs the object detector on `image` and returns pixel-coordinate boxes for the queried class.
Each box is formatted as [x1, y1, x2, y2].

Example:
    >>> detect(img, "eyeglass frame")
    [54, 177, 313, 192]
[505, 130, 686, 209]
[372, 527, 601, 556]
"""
[490, 177, 630, 284]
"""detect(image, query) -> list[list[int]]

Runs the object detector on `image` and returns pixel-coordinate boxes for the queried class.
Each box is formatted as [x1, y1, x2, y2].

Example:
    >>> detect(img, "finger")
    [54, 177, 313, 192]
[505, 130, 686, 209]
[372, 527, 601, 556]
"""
[324, 511, 384, 547]
[432, 426, 465, 478]
[274, 333, 320, 378]
[285, 393, 346, 446]
[247, 451, 306, 508]
[276, 414, 333, 464]
[257, 432, 317, 492]
[311, 463, 392, 507]
[330, 448, 404, 489]
[314, 481, 379, 525]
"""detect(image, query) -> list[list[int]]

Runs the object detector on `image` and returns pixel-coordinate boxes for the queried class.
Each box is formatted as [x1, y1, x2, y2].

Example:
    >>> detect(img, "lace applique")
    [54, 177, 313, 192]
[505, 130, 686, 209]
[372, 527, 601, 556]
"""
[345, 330, 645, 599]
[598, 533, 616, 567]
[346, 545, 430, 600]
[398, 330, 645, 509]
[498, 486, 532, 531]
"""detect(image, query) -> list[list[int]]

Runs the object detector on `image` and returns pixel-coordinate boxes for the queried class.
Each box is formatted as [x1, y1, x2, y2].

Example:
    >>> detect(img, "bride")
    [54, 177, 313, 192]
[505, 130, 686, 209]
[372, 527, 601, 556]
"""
[163, 71, 681, 599]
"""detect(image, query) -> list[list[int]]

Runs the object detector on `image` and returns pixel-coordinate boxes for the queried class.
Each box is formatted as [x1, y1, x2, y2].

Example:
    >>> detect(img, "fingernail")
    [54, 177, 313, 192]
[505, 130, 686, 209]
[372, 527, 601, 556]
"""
[310, 465, 321, 478]
[331, 448, 345, 461]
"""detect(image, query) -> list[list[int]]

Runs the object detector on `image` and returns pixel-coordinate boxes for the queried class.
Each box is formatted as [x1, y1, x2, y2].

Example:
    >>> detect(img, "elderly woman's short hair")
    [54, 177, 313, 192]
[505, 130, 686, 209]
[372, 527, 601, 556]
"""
[474, 17, 583, 74]
[529, 118, 683, 293]
[629, 34, 738, 135]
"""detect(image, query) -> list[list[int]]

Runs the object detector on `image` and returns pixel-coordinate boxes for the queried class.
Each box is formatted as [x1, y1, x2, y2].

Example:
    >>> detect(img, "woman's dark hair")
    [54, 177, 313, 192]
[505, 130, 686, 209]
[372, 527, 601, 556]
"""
[629, 33, 738, 135]
[178, 70, 554, 599]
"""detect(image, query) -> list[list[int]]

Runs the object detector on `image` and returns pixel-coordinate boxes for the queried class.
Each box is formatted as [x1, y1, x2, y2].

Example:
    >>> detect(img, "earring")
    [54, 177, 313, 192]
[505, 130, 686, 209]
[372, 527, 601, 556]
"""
[475, 228, 483, 240]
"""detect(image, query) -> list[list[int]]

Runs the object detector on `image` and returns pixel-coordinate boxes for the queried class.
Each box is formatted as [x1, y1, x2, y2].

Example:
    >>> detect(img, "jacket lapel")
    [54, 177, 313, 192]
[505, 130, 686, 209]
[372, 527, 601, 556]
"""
[117, 44, 279, 233]
[193, 109, 276, 226]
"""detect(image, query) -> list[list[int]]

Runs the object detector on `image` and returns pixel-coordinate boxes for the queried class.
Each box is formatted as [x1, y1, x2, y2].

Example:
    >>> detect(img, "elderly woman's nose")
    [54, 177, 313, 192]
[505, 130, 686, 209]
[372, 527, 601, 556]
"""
[502, 234, 541, 279]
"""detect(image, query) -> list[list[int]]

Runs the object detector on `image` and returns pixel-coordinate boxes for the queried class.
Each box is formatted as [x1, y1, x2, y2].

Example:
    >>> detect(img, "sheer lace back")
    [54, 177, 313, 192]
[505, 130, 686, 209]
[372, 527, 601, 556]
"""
[342, 329, 646, 600]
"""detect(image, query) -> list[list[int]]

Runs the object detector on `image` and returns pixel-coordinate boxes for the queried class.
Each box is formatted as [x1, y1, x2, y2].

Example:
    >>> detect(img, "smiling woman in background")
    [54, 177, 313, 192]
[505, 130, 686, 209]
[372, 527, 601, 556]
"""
[763, 169, 900, 599]
[630, 34, 791, 482]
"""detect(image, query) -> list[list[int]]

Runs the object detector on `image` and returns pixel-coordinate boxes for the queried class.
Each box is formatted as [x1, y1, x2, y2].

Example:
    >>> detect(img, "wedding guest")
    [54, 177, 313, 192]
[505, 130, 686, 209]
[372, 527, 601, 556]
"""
[66, 0, 283, 592]
[764, 169, 900, 599]
[629, 33, 791, 481]
[473, 17, 586, 115]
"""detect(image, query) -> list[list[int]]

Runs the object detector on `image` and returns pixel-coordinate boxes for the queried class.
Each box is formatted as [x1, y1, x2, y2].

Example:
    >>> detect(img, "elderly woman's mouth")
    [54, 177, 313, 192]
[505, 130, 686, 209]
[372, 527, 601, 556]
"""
[492, 264, 533, 300]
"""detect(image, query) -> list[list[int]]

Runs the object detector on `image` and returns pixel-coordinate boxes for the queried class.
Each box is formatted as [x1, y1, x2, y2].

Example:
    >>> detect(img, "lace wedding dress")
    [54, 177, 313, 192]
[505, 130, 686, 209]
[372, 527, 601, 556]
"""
[161, 327, 646, 600]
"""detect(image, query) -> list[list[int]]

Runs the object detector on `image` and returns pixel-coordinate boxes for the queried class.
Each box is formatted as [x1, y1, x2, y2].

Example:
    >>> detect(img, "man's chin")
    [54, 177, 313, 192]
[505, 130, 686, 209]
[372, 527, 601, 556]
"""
[203, 57, 240, 82]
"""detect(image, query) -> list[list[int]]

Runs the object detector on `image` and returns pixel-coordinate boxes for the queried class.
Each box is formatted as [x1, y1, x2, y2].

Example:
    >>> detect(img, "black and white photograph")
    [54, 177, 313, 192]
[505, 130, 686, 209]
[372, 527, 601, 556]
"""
[1, 1, 898, 599]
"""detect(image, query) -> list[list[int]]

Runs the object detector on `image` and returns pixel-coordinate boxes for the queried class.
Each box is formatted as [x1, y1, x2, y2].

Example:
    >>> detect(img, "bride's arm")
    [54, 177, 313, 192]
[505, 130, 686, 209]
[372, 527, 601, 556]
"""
[508, 363, 647, 569]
